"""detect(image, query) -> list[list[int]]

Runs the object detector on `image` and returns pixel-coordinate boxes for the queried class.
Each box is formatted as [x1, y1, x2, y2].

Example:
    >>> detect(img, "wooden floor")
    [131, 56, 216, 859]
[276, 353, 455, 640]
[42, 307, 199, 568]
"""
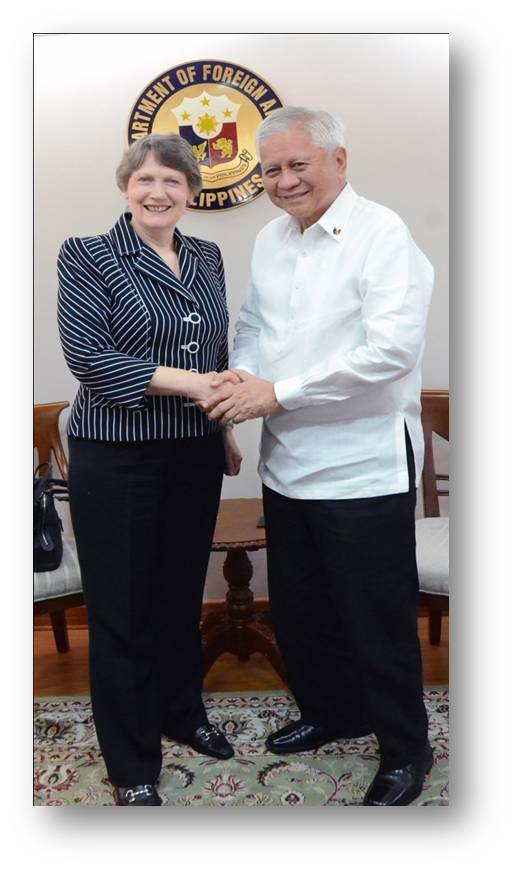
[34, 615, 448, 696]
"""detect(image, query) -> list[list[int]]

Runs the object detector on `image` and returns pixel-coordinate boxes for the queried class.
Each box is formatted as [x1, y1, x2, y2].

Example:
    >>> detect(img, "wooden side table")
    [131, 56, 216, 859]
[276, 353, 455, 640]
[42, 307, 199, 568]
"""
[202, 498, 287, 682]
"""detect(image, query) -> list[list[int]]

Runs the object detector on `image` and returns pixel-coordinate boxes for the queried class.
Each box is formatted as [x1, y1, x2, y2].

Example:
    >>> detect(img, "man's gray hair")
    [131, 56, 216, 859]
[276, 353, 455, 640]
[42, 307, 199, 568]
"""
[256, 106, 346, 154]
[115, 134, 203, 195]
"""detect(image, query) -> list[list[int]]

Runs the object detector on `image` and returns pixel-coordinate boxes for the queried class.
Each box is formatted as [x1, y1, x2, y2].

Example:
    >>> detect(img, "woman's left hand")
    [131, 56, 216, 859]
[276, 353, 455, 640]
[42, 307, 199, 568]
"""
[222, 427, 243, 476]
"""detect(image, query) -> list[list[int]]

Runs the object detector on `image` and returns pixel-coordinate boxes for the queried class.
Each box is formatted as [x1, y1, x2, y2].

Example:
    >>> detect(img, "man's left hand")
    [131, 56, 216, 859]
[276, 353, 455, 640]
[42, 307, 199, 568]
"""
[200, 372, 281, 424]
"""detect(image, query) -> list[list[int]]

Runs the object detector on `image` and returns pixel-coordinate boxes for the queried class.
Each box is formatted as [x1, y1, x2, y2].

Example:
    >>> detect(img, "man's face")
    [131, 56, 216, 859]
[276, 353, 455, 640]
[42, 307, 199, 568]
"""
[260, 125, 347, 231]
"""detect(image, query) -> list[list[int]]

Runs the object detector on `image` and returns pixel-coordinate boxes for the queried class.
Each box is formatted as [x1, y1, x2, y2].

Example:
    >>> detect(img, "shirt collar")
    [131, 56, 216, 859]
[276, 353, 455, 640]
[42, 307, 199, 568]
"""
[284, 182, 358, 244]
[108, 211, 196, 257]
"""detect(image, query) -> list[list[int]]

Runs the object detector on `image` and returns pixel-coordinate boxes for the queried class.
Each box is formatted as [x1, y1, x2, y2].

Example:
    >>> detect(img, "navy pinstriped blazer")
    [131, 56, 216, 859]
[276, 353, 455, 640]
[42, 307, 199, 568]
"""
[57, 212, 229, 441]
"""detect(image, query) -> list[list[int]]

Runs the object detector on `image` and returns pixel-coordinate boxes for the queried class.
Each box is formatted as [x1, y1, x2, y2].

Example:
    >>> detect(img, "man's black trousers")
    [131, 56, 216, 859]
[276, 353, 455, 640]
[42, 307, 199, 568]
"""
[68, 434, 224, 787]
[262, 433, 428, 769]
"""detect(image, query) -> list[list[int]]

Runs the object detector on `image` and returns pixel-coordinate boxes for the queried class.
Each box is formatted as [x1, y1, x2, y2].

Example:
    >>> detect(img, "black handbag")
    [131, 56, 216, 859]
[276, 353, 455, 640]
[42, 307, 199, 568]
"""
[33, 462, 69, 572]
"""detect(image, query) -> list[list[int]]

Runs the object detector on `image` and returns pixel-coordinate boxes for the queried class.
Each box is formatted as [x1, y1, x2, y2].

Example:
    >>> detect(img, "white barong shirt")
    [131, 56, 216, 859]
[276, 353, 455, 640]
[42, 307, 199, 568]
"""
[231, 183, 434, 499]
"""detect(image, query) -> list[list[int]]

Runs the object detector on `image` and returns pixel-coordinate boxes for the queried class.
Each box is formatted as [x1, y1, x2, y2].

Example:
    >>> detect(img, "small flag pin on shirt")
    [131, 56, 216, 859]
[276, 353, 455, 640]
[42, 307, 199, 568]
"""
[333, 227, 342, 236]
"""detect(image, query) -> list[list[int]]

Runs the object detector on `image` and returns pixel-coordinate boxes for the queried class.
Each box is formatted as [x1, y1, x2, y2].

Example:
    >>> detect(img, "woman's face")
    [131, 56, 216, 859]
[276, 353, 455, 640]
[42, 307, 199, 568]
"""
[124, 152, 194, 236]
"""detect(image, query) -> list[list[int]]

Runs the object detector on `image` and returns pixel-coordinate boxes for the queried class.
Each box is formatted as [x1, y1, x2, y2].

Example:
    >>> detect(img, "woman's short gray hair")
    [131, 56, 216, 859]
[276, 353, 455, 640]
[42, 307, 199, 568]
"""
[256, 106, 346, 154]
[115, 134, 203, 195]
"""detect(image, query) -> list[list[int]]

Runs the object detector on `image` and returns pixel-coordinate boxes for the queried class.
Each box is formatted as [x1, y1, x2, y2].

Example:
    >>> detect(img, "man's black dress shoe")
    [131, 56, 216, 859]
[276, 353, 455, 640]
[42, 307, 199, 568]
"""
[114, 784, 162, 806]
[363, 742, 434, 806]
[169, 724, 234, 759]
[266, 720, 371, 755]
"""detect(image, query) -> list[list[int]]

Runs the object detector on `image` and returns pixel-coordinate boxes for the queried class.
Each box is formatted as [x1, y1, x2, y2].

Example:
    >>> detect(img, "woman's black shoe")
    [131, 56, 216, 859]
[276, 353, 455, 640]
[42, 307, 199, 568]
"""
[114, 784, 162, 806]
[166, 723, 234, 759]
[186, 724, 234, 759]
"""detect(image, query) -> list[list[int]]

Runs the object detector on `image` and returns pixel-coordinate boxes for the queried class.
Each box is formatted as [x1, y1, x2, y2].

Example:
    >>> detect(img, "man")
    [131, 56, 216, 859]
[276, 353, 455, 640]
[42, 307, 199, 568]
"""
[201, 106, 435, 806]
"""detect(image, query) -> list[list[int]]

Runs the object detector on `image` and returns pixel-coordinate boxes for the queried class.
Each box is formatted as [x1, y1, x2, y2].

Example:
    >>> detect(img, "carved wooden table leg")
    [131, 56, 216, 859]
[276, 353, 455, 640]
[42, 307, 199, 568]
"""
[224, 549, 255, 661]
[202, 546, 287, 681]
[202, 498, 287, 681]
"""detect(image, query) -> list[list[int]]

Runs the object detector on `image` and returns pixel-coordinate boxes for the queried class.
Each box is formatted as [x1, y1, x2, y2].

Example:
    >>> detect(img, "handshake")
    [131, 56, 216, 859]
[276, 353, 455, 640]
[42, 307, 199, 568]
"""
[193, 369, 281, 426]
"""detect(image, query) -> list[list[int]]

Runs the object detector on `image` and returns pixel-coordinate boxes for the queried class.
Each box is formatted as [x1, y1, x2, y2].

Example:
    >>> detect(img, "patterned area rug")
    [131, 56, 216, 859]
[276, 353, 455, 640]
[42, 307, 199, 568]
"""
[34, 688, 449, 806]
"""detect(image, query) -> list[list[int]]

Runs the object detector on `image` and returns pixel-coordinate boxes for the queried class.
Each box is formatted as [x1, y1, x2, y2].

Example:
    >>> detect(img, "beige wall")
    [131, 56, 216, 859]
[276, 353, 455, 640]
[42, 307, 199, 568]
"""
[35, 33, 448, 597]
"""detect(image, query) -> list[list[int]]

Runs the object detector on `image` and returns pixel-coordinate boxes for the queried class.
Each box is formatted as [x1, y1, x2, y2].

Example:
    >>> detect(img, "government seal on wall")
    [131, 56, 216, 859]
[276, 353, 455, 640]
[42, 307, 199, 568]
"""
[127, 60, 283, 211]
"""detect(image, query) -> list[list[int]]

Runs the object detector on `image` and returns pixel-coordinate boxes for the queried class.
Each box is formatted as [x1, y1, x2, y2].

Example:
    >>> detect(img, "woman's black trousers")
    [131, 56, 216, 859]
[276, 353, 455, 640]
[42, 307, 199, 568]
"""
[68, 434, 224, 786]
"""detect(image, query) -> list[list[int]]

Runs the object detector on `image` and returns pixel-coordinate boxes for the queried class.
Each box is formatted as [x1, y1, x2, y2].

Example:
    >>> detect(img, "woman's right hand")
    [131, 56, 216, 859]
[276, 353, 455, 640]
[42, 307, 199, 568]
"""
[146, 366, 245, 403]
[188, 370, 242, 403]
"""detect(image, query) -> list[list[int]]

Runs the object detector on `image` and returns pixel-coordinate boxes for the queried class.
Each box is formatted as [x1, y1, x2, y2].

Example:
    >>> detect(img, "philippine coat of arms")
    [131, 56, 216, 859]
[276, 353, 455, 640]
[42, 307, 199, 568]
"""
[127, 59, 283, 211]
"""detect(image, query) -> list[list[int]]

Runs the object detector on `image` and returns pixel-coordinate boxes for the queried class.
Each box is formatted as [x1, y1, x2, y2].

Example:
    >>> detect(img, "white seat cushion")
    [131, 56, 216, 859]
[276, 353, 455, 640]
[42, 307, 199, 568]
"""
[416, 517, 449, 596]
[34, 534, 82, 602]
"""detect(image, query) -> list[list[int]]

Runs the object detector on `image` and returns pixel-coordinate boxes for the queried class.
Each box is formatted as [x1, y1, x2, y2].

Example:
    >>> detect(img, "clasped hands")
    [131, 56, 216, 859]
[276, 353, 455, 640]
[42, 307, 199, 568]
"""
[197, 369, 280, 425]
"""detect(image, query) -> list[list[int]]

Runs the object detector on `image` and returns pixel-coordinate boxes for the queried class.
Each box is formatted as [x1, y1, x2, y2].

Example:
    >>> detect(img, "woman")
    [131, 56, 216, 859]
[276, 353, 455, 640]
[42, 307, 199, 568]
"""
[57, 134, 242, 806]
